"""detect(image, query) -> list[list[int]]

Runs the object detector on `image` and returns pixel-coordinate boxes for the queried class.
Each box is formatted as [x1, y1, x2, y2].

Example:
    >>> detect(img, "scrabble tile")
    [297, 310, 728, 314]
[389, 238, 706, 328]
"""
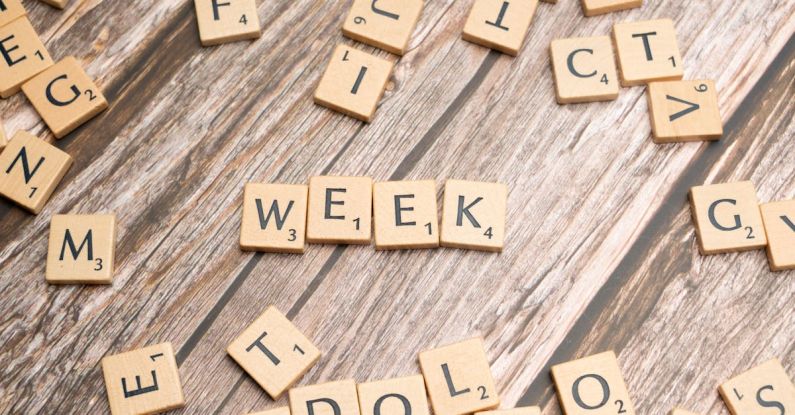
[418, 338, 500, 415]
[476, 407, 540, 415]
[669, 409, 699, 415]
[314, 45, 394, 122]
[550, 36, 619, 104]
[358, 375, 430, 415]
[38, 0, 69, 9]
[689, 181, 766, 255]
[101, 343, 185, 415]
[342, 0, 424, 55]
[647, 80, 722, 143]
[46, 214, 116, 284]
[228, 306, 321, 399]
[440, 180, 507, 252]
[194, 0, 261, 46]
[462, 0, 539, 56]
[0, 17, 54, 98]
[240, 183, 308, 254]
[0, 0, 26, 27]
[249, 407, 292, 415]
[581, 0, 641, 17]
[290, 380, 361, 415]
[0, 120, 7, 152]
[373, 180, 439, 250]
[306, 176, 373, 244]
[22, 57, 108, 139]
[719, 359, 795, 415]
[612, 19, 683, 87]
[0, 131, 72, 214]
[551, 351, 635, 415]
[760, 200, 795, 271]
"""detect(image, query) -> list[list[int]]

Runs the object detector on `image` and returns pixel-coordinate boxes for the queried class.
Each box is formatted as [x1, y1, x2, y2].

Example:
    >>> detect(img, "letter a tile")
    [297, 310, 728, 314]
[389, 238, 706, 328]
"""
[0, 0, 26, 28]
[551, 351, 635, 415]
[250, 407, 292, 415]
[760, 200, 795, 271]
[290, 380, 361, 415]
[477, 407, 540, 415]
[228, 306, 321, 399]
[314, 45, 394, 122]
[240, 183, 308, 254]
[0, 17, 54, 98]
[342, 0, 424, 55]
[462, 0, 539, 56]
[581, 0, 641, 17]
[306, 176, 373, 244]
[440, 180, 507, 252]
[719, 359, 795, 415]
[22, 57, 108, 139]
[647, 80, 722, 143]
[0, 131, 72, 214]
[194, 0, 261, 46]
[46, 214, 116, 284]
[612, 19, 683, 87]
[550, 36, 619, 104]
[101, 343, 185, 415]
[689, 181, 766, 255]
[373, 180, 439, 250]
[358, 375, 431, 415]
[418, 338, 500, 415]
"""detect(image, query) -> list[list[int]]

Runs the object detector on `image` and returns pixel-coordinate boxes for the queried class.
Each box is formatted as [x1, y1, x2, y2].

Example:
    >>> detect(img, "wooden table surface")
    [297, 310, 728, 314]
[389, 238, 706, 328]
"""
[1, 0, 794, 414]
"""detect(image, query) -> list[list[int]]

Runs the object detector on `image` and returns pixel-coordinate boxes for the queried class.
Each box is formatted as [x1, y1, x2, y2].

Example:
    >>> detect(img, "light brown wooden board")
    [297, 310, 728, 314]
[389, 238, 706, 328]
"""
[0, 1, 793, 414]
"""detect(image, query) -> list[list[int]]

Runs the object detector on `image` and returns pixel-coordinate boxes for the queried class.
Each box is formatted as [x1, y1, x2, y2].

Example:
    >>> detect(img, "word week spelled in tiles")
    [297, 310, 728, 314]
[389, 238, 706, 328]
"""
[250, 407, 292, 415]
[22, 57, 108, 138]
[462, 0, 539, 56]
[358, 375, 431, 415]
[373, 180, 439, 250]
[551, 351, 635, 415]
[290, 380, 361, 415]
[647, 80, 722, 143]
[689, 181, 767, 255]
[550, 36, 619, 104]
[440, 180, 507, 252]
[342, 0, 424, 55]
[612, 19, 683, 87]
[0, 17, 53, 98]
[240, 183, 308, 254]
[760, 200, 795, 271]
[227, 306, 321, 399]
[101, 343, 185, 415]
[194, 0, 261, 46]
[419, 337, 500, 415]
[719, 359, 795, 415]
[46, 214, 116, 284]
[0, 0, 26, 27]
[477, 407, 541, 415]
[0, 131, 72, 214]
[315, 45, 394, 122]
[307, 176, 373, 244]
[581, 0, 641, 17]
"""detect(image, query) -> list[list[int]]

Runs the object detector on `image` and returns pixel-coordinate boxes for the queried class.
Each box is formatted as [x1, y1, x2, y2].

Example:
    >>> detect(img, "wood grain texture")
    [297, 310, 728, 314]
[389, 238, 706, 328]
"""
[0, 0, 793, 414]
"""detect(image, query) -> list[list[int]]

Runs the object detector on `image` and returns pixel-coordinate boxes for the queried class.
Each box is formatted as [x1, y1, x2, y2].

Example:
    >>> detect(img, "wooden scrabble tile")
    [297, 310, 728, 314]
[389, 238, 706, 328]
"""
[0, 120, 6, 152]
[314, 45, 394, 122]
[342, 0, 424, 55]
[612, 19, 683, 87]
[551, 351, 635, 415]
[550, 36, 619, 104]
[581, 0, 641, 17]
[250, 407, 292, 415]
[22, 57, 108, 139]
[0, 0, 26, 28]
[462, 0, 539, 56]
[38, 0, 69, 9]
[358, 375, 431, 415]
[0, 17, 54, 98]
[0, 131, 72, 214]
[476, 407, 540, 415]
[373, 180, 439, 250]
[719, 359, 795, 415]
[647, 80, 722, 143]
[689, 181, 767, 255]
[228, 306, 321, 399]
[240, 183, 308, 254]
[669, 409, 700, 415]
[418, 338, 500, 415]
[101, 343, 185, 415]
[46, 214, 116, 284]
[760, 200, 795, 271]
[306, 176, 373, 244]
[440, 180, 507, 252]
[290, 380, 361, 415]
[194, 0, 261, 46]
